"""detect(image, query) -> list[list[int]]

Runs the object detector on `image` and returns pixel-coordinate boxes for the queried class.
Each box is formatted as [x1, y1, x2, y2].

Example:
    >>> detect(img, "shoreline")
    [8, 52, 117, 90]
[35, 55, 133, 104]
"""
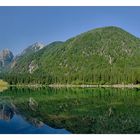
[48, 84, 140, 88]
[0, 80, 9, 92]
[6, 84, 140, 89]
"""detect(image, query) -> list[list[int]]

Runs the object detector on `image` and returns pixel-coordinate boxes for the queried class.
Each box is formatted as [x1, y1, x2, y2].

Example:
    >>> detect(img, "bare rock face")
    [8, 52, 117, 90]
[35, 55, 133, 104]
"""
[29, 61, 38, 74]
[21, 42, 45, 55]
[0, 49, 14, 68]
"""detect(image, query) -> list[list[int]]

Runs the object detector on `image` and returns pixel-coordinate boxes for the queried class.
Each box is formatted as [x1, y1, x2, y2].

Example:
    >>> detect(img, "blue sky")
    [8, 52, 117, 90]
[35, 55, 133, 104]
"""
[0, 6, 140, 55]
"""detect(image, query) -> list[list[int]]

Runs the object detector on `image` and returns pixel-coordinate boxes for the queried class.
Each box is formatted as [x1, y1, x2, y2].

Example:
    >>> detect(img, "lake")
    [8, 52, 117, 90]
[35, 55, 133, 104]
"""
[0, 86, 140, 134]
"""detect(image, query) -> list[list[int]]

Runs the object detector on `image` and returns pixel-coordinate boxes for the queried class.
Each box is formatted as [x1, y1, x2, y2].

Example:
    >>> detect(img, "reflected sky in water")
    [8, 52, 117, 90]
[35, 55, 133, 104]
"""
[0, 115, 70, 134]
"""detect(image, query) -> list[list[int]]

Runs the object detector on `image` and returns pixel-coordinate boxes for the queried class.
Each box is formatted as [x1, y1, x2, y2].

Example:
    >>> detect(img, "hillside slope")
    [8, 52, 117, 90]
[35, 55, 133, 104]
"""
[11, 41, 63, 74]
[7, 26, 140, 84]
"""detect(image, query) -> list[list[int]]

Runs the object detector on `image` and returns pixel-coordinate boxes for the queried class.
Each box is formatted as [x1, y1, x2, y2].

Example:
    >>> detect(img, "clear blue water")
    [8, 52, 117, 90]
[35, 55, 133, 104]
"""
[0, 115, 70, 134]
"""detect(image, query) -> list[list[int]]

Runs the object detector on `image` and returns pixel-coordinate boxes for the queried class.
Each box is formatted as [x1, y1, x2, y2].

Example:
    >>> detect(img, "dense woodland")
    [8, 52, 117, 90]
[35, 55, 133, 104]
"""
[1, 67, 140, 85]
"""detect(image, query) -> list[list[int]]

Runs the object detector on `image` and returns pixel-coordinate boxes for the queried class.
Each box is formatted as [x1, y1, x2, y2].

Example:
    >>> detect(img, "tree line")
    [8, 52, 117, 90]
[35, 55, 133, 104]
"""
[1, 67, 140, 85]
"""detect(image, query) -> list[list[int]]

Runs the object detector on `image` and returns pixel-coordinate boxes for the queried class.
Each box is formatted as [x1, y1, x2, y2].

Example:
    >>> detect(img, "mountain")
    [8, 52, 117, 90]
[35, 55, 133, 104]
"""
[0, 49, 14, 72]
[10, 41, 63, 74]
[4, 26, 140, 84]
[10, 42, 46, 72]
[21, 42, 45, 56]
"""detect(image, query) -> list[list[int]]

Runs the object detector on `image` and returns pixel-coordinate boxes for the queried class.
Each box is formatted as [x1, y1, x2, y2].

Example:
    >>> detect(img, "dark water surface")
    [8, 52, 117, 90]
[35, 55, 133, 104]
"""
[0, 87, 140, 134]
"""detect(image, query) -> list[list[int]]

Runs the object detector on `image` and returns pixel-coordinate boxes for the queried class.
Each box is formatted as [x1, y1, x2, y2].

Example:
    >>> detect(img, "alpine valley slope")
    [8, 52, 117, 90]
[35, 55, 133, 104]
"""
[4, 26, 140, 85]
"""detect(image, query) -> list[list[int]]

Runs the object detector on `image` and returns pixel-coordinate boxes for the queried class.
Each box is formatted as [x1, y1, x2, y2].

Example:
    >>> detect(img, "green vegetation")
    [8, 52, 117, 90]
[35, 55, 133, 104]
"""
[1, 87, 140, 133]
[2, 26, 140, 85]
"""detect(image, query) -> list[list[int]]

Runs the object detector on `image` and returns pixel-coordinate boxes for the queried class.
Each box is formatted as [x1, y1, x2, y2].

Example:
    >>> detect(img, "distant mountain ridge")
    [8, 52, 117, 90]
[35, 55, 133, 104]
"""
[0, 49, 14, 72]
[10, 41, 63, 74]
[21, 42, 45, 56]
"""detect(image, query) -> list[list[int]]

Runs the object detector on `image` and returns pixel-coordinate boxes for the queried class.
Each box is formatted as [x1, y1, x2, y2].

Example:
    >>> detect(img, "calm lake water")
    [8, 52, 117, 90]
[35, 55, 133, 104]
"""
[0, 86, 140, 134]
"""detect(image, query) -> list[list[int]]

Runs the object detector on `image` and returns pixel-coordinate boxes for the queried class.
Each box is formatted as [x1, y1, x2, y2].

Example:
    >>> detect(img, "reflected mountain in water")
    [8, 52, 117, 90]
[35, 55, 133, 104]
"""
[0, 87, 140, 133]
[0, 100, 15, 121]
[28, 97, 38, 111]
[0, 97, 45, 128]
[29, 118, 44, 128]
[0, 96, 70, 134]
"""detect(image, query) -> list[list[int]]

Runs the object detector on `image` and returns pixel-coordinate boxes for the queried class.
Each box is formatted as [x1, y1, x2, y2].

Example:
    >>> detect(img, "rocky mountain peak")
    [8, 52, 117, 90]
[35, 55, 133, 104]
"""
[31, 42, 45, 50]
[1, 49, 14, 60]
[0, 49, 14, 68]
[21, 42, 45, 55]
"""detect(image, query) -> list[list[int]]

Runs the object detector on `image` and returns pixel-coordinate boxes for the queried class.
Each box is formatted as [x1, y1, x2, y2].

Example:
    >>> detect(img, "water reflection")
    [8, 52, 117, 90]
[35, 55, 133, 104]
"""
[0, 115, 70, 134]
[0, 86, 8, 92]
[0, 96, 70, 134]
[0, 97, 16, 121]
[0, 87, 140, 134]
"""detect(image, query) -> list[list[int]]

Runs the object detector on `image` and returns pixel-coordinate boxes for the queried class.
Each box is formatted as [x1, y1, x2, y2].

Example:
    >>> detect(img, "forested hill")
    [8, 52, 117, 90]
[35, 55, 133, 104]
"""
[2, 26, 140, 85]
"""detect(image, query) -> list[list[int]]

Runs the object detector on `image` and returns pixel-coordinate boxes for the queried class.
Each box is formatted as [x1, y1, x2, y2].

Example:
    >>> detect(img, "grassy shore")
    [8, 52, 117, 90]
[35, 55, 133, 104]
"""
[0, 80, 8, 92]
[0, 80, 8, 87]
